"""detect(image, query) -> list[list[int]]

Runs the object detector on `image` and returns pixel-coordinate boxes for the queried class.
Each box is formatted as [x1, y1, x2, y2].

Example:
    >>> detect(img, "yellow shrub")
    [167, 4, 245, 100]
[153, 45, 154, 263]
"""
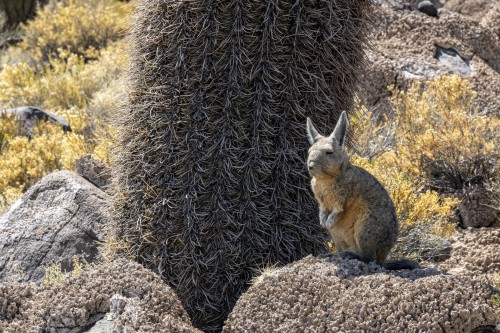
[0, 41, 126, 212]
[0, 1, 128, 213]
[390, 76, 500, 189]
[0, 43, 127, 112]
[352, 155, 458, 237]
[21, 0, 127, 62]
[0, 115, 89, 211]
[43, 256, 85, 286]
[350, 76, 498, 240]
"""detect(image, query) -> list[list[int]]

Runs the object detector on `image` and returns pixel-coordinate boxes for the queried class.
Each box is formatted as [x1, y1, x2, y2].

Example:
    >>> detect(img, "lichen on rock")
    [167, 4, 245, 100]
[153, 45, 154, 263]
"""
[223, 255, 500, 333]
[0, 259, 200, 333]
[439, 227, 500, 277]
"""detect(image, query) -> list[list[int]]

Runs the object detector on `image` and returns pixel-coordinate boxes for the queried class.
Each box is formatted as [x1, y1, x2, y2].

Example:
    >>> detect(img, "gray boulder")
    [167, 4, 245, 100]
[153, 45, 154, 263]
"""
[418, 0, 439, 17]
[0, 171, 111, 283]
[76, 155, 112, 192]
[83, 314, 114, 333]
[364, 3, 500, 114]
[0, 106, 71, 137]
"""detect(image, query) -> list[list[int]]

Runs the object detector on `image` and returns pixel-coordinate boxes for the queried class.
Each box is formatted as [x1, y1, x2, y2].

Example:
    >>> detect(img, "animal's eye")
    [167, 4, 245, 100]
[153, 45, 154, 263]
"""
[325, 151, 333, 155]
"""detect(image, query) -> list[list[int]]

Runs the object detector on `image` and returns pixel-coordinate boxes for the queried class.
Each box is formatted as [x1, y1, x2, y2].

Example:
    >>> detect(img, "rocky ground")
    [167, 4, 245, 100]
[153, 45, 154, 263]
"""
[0, 0, 499, 332]
[364, 0, 500, 115]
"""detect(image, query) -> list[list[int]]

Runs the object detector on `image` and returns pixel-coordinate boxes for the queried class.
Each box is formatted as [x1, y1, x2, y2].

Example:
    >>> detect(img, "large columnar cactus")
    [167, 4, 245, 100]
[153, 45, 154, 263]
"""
[113, 0, 372, 331]
[0, 0, 46, 30]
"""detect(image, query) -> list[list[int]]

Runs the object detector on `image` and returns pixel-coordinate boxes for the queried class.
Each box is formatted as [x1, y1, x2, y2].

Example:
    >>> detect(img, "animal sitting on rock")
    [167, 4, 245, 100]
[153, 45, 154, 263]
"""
[306, 111, 418, 270]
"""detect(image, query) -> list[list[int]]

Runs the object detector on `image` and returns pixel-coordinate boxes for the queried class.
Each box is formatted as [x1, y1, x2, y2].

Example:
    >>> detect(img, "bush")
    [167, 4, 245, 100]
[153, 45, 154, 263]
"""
[0, 115, 89, 211]
[21, 0, 126, 62]
[349, 75, 499, 253]
[390, 76, 499, 191]
[0, 0, 128, 212]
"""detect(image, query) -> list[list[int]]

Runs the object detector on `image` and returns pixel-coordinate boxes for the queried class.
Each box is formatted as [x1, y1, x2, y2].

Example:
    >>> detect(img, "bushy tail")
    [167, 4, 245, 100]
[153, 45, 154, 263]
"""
[384, 259, 420, 270]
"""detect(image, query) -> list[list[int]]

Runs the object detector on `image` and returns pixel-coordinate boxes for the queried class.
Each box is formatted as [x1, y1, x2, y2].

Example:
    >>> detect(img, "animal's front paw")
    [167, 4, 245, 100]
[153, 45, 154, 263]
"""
[325, 212, 340, 229]
[319, 210, 330, 228]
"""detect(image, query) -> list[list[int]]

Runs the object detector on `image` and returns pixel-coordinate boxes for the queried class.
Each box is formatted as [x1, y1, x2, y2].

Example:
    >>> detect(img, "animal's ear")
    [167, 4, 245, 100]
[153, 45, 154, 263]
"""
[306, 117, 323, 145]
[330, 111, 348, 150]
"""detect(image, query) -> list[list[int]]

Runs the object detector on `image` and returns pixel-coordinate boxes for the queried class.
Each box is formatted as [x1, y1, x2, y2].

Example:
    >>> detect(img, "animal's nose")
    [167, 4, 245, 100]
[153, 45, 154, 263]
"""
[308, 163, 313, 170]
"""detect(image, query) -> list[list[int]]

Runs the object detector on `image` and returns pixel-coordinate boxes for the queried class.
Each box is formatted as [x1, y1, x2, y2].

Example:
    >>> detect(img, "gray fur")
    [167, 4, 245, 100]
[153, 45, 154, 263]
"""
[307, 114, 419, 270]
[330, 111, 348, 149]
[306, 117, 323, 145]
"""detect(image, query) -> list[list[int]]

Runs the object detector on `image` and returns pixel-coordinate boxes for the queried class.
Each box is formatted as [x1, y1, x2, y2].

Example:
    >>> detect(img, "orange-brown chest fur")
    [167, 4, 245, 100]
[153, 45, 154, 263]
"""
[311, 176, 343, 212]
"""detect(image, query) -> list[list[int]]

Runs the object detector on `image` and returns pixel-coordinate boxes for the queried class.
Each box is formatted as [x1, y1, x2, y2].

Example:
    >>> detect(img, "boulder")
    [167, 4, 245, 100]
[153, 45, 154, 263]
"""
[0, 259, 201, 333]
[456, 186, 499, 228]
[76, 155, 112, 192]
[439, 227, 500, 276]
[84, 314, 114, 333]
[443, 0, 497, 21]
[223, 255, 499, 333]
[364, 3, 500, 114]
[417, 0, 439, 17]
[0, 106, 72, 137]
[0, 170, 111, 283]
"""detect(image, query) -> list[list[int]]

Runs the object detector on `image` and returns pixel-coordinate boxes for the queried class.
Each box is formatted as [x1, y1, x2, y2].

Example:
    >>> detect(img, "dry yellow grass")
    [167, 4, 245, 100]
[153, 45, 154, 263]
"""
[351, 76, 499, 239]
[0, 0, 129, 212]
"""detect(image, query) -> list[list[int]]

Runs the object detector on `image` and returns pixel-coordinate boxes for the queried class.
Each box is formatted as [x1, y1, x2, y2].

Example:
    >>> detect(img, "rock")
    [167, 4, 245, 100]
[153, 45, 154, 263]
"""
[364, 4, 500, 114]
[439, 227, 500, 276]
[0, 259, 201, 333]
[457, 186, 499, 228]
[418, 0, 439, 17]
[84, 314, 114, 333]
[395, 226, 452, 262]
[223, 255, 500, 333]
[435, 46, 471, 75]
[481, 5, 500, 38]
[443, 0, 496, 21]
[76, 155, 112, 191]
[0, 106, 71, 137]
[0, 171, 111, 283]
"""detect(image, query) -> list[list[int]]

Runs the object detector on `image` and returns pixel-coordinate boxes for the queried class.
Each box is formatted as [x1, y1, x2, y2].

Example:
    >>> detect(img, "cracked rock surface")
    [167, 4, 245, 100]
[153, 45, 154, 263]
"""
[0, 259, 201, 333]
[439, 227, 500, 277]
[364, 1, 500, 114]
[0, 170, 111, 283]
[223, 255, 500, 333]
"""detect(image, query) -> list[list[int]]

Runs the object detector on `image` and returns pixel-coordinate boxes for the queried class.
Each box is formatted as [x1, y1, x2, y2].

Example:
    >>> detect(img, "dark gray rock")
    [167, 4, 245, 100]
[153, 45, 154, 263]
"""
[83, 314, 114, 333]
[457, 186, 499, 228]
[0, 171, 111, 283]
[435, 46, 472, 75]
[418, 0, 439, 17]
[395, 226, 452, 262]
[0, 106, 71, 137]
[76, 155, 112, 191]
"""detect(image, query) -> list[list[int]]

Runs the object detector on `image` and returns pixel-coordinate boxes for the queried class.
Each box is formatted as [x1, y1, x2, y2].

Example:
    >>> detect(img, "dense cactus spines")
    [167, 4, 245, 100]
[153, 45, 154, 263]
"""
[114, 0, 372, 331]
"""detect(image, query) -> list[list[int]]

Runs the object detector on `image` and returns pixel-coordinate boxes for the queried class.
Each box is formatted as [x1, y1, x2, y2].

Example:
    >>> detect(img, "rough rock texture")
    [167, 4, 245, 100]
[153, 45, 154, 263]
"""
[85, 314, 114, 333]
[442, 0, 500, 39]
[223, 255, 500, 333]
[443, 0, 497, 21]
[481, 5, 500, 38]
[456, 187, 499, 228]
[394, 226, 452, 262]
[1, 106, 72, 136]
[439, 227, 500, 276]
[0, 171, 110, 283]
[113, 0, 373, 331]
[0, 259, 201, 333]
[364, 2, 500, 114]
[76, 155, 112, 191]
[111, 294, 202, 333]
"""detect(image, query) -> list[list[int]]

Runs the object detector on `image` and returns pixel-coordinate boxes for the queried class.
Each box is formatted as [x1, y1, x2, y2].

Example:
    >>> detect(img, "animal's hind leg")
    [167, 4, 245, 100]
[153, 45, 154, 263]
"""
[376, 248, 390, 266]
